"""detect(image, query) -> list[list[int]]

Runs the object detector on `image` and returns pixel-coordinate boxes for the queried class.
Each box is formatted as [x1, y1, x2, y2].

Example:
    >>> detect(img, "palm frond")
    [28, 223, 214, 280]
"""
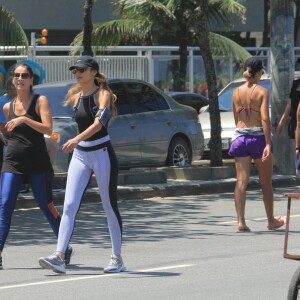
[209, 32, 251, 62]
[70, 19, 153, 55]
[115, 0, 176, 23]
[0, 5, 28, 53]
[208, 0, 246, 24]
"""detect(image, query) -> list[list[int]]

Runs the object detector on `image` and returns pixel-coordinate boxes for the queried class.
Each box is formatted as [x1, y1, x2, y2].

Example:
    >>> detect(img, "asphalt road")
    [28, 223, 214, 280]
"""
[0, 186, 300, 300]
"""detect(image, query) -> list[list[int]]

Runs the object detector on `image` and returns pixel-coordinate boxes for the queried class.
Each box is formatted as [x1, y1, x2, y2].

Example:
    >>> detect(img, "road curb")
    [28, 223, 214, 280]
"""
[15, 174, 300, 209]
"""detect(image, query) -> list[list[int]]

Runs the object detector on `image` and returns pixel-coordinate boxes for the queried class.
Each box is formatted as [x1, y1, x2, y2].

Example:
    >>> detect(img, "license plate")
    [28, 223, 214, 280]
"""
[221, 139, 229, 150]
[205, 139, 230, 150]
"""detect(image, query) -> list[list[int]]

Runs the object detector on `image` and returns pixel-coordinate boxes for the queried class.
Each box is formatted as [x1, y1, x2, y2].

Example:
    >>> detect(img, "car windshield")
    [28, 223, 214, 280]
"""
[218, 79, 271, 111]
[34, 86, 73, 117]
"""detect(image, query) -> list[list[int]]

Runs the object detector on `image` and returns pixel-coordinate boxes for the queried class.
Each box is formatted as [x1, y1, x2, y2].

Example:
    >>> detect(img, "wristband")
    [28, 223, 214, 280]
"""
[296, 147, 300, 151]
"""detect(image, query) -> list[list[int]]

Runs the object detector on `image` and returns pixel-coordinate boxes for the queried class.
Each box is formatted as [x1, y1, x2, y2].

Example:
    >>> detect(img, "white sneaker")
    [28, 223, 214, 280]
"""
[104, 255, 126, 273]
[39, 254, 66, 274]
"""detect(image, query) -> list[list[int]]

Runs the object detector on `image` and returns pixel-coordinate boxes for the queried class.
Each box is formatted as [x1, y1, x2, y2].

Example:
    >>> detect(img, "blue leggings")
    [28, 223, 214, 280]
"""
[0, 172, 60, 251]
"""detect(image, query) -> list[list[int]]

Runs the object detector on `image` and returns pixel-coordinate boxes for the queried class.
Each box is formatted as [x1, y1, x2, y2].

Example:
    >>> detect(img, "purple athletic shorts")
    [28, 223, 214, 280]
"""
[297, 156, 300, 170]
[228, 135, 272, 159]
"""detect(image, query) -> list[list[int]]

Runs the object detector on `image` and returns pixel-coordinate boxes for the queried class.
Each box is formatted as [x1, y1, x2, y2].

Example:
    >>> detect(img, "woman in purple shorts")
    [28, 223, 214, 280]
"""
[228, 57, 285, 233]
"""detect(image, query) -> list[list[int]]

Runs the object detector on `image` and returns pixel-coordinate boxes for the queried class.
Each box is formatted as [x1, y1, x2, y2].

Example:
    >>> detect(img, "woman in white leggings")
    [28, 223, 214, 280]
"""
[39, 55, 125, 274]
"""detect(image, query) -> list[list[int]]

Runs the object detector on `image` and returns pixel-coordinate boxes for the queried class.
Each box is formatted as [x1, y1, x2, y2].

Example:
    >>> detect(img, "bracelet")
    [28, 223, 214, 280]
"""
[296, 147, 300, 151]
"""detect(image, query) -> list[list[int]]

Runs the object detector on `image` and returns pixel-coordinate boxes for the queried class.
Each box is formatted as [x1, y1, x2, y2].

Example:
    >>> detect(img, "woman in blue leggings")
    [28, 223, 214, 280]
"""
[0, 63, 74, 270]
[39, 56, 124, 274]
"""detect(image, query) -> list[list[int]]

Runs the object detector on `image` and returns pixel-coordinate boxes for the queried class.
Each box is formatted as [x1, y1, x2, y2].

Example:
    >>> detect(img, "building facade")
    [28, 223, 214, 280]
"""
[0, 0, 265, 46]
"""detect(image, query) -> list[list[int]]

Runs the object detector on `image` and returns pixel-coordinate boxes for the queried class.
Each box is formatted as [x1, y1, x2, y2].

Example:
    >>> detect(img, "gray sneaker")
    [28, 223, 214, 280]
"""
[104, 255, 126, 273]
[0, 256, 2, 270]
[65, 245, 75, 265]
[39, 254, 66, 274]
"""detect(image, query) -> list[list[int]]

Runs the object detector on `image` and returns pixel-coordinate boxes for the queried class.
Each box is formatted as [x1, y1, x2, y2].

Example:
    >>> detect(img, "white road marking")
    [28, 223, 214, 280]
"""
[0, 264, 194, 290]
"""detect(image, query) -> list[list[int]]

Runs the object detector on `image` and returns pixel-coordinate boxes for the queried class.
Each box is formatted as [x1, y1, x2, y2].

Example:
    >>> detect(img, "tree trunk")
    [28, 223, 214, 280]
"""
[270, 0, 295, 174]
[172, 30, 188, 92]
[196, 1, 223, 167]
[82, 0, 94, 56]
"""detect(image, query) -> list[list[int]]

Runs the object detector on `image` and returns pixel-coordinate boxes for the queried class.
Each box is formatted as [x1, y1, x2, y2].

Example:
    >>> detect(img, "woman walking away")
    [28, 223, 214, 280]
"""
[39, 56, 124, 274]
[0, 63, 73, 270]
[228, 57, 285, 233]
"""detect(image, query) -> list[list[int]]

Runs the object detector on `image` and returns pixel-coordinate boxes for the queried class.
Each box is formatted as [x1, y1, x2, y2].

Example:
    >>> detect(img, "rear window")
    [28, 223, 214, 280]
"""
[110, 83, 132, 115]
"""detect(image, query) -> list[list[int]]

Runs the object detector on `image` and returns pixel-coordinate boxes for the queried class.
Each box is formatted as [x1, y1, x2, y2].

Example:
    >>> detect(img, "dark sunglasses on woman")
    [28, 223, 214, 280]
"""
[13, 73, 31, 79]
[71, 68, 87, 75]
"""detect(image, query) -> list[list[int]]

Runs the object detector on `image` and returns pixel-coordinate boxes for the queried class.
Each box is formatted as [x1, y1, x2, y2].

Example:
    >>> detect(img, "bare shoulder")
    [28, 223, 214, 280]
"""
[232, 86, 240, 101]
[97, 89, 112, 107]
[99, 89, 111, 97]
[3, 102, 10, 110]
[3, 101, 10, 109]
[36, 94, 48, 103]
[256, 84, 268, 96]
[233, 87, 239, 96]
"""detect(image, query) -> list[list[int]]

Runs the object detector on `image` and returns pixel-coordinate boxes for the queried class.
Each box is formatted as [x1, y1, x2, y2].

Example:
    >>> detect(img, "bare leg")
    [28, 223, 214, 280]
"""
[254, 153, 284, 229]
[234, 156, 252, 230]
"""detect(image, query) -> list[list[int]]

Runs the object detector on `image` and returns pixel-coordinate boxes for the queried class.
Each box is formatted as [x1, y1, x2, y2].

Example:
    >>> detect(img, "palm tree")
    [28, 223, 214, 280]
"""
[82, 0, 95, 56]
[71, 0, 249, 91]
[0, 5, 28, 52]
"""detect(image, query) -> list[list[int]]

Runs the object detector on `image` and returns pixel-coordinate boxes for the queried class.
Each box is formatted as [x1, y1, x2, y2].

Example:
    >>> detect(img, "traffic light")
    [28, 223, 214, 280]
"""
[40, 29, 48, 45]
[32, 29, 48, 45]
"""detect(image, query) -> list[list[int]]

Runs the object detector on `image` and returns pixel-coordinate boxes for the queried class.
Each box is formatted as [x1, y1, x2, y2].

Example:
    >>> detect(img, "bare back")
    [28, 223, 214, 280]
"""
[232, 82, 270, 128]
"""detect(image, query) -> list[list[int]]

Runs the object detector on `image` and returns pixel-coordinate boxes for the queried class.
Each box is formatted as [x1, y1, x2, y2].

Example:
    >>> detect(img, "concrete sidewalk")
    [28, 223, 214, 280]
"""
[15, 160, 300, 209]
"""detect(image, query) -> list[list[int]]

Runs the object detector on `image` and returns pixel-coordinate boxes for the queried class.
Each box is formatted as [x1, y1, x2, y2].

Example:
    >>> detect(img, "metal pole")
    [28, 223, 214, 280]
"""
[189, 49, 194, 93]
[148, 50, 154, 85]
[29, 32, 36, 61]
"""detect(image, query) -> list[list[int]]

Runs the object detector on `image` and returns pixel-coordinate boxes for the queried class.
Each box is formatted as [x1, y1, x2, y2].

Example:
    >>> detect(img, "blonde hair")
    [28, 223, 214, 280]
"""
[243, 67, 253, 80]
[64, 84, 81, 107]
[94, 72, 117, 123]
[64, 72, 117, 123]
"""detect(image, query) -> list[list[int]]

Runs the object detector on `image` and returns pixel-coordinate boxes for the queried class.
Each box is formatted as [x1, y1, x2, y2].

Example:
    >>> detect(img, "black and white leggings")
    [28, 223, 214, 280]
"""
[57, 137, 122, 255]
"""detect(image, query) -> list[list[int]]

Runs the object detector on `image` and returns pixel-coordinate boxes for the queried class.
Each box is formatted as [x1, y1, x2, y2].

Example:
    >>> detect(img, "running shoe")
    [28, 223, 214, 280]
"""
[39, 254, 66, 274]
[0, 256, 2, 270]
[65, 245, 75, 265]
[104, 255, 126, 273]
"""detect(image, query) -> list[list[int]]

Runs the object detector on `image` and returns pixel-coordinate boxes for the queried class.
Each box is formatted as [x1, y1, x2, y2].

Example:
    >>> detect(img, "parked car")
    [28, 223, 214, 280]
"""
[34, 79, 204, 173]
[167, 92, 209, 114]
[199, 74, 271, 159]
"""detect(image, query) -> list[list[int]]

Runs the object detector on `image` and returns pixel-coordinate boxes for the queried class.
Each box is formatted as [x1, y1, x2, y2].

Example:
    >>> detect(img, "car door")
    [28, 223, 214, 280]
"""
[108, 82, 142, 167]
[124, 81, 177, 165]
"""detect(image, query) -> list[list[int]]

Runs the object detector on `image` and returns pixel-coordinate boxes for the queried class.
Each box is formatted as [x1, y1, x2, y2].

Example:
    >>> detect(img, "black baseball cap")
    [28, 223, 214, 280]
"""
[243, 57, 264, 75]
[69, 55, 99, 71]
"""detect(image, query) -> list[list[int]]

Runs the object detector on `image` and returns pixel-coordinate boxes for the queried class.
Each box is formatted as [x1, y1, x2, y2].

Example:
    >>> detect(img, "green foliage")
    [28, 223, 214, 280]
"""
[71, 0, 249, 61]
[0, 5, 28, 53]
[209, 32, 251, 62]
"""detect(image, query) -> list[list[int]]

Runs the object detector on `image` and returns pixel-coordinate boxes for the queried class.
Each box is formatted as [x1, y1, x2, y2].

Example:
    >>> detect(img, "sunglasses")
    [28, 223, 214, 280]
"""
[71, 68, 87, 74]
[13, 73, 31, 79]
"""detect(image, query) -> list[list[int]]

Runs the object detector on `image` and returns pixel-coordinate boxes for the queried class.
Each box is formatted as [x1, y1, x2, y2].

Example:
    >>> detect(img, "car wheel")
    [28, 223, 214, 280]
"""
[167, 137, 192, 167]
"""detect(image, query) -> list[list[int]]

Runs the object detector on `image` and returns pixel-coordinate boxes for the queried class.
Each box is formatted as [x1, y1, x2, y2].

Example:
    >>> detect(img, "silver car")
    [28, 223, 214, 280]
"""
[167, 92, 209, 114]
[34, 79, 204, 172]
[199, 75, 271, 159]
